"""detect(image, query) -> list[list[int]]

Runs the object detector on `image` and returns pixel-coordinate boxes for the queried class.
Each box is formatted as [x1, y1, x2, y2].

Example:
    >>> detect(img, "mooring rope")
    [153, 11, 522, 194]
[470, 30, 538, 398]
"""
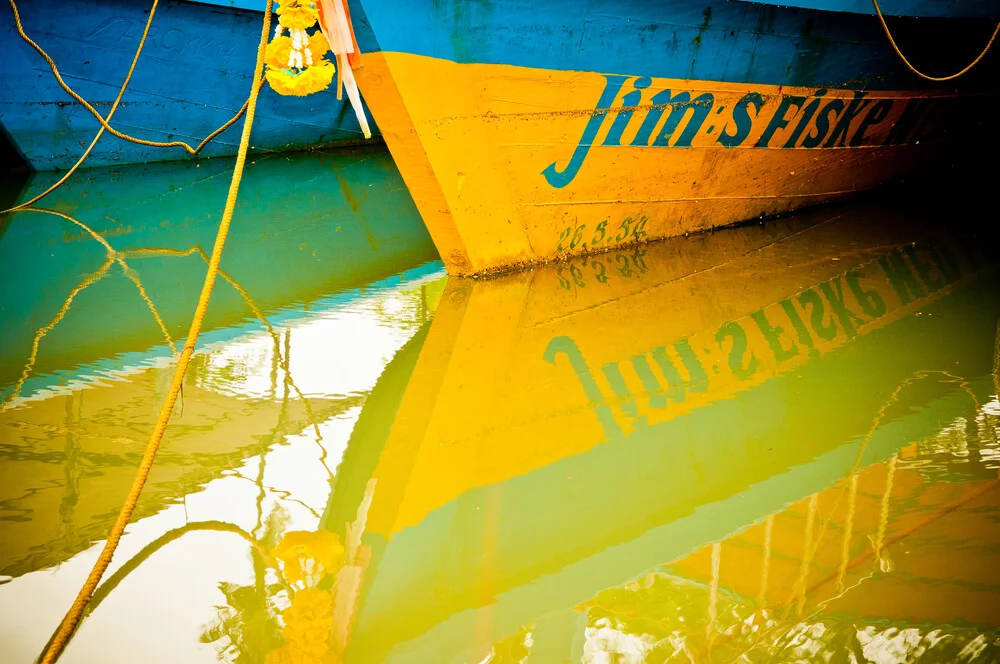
[3, 0, 262, 214]
[37, 1, 274, 660]
[872, 0, 999, 81]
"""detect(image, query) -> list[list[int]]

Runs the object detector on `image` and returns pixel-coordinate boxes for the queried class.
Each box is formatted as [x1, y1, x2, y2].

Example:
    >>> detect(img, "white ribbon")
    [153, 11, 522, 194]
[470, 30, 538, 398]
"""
[317, 0, 372, 139]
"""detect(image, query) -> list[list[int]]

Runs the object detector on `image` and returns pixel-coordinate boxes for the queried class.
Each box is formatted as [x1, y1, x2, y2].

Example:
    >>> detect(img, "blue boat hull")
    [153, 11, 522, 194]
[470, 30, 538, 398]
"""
[1, 0, 379, 171]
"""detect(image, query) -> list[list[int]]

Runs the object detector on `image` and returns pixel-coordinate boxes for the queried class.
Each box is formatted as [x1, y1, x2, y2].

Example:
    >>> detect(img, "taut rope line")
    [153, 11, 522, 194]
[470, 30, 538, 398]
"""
[872, 0, 1000, 81]
[37, 1, 274, 660]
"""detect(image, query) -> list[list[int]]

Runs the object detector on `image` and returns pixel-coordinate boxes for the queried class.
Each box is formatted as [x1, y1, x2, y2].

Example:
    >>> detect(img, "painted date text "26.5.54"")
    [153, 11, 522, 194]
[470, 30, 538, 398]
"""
[556, 215, 649, 253]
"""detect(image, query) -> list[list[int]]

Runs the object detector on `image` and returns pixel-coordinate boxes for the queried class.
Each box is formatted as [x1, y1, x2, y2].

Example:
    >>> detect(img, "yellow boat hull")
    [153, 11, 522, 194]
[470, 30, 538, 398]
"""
[358, 51, 966, 275]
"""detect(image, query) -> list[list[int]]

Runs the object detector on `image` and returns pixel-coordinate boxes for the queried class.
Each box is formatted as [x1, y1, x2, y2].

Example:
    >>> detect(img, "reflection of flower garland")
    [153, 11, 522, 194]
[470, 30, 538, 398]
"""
[267, 530, 344, 664]
[266, 1, 334, 97]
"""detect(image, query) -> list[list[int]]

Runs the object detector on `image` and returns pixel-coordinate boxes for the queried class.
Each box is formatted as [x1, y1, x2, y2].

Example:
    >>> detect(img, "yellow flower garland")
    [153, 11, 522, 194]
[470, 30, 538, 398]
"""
[265, 34, 331, 72]
[266, 61, 335, 96]
[275, 1, 318, 30]
[273, 530, 345, 585]
[267, 590, 337, 664]
[266, 1, 335, 97]
[266, 531, 345, 664]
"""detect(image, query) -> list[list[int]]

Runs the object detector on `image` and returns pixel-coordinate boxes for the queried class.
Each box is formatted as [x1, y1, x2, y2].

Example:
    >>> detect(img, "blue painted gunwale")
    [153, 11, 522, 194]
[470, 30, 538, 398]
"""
[347, 0, 999, 90]
[1, 0, 379, 171]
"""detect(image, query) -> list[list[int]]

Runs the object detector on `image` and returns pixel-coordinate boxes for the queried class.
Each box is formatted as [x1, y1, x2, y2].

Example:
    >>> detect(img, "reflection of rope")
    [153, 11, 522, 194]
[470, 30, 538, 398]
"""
[722, 370, 989, 662]
[233, 474, 322, 519]
[0, 208, 180, 412]
[38, 520, 290, 655]
[27, 209, 179, 358]
[994, 318, 999, 399]
[38, 3, 273, 660]
[836, 472, 860, 593]
[707, 542, 721, 642]
[799, 369, 982, 582]
[757, 514, 773, 607]
[792, 493, 818, 615]
[2, 0, 159, 213]
[872, 455, 897, 572]
[872, 0, 999, 81]
[0, 257, 113, 411]
[4, 0, 261, 209]
[811, 477, 1000, 598]
[120, 244, 330, 463]
[726, 474, 1000, 664]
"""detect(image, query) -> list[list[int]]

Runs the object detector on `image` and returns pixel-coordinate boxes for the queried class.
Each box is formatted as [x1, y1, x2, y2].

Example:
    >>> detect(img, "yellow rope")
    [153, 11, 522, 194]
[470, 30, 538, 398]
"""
[2, 0, 159, 213]
[872, 0, 1000, 81]
[38, 521, 292, 657]
[4, 0, 262, 193]
[37, 1, 273, 659]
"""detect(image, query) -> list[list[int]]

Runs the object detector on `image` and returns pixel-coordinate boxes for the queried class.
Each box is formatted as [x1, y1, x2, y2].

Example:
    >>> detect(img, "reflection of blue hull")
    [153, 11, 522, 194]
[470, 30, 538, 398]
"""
[1, 0, 379, 171]
[0, 146, 438, 396]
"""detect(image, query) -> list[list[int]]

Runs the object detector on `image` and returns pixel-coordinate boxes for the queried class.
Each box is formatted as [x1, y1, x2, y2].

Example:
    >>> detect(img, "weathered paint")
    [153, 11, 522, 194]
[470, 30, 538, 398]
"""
[349, 0, 997, 90]
[0, 0, 379, 170]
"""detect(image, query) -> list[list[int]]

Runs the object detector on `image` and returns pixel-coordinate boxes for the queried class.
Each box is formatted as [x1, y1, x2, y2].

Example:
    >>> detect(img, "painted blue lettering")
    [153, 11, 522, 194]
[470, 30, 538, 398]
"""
[542, 75, 629, 188]
[717, 92, 764, 148]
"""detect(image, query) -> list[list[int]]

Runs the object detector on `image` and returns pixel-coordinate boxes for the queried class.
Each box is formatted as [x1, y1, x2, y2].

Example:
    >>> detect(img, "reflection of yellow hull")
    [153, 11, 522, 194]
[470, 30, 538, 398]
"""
[652, 456, 1000, 626]
[339, 198, 1000, 663]
[0, 356, 348, 578]
[359, 51, 957, 275]
[365, 203, 987, 537]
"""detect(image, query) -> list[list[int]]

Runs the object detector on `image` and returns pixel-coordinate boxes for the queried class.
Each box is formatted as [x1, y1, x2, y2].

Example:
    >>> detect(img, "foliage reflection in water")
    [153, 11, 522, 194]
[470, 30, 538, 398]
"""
[1, 154, 999, 664]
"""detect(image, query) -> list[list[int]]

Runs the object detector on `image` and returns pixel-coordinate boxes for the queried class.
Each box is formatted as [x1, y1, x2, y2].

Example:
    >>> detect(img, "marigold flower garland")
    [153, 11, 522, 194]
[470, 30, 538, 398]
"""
[266, 1, 335, 97]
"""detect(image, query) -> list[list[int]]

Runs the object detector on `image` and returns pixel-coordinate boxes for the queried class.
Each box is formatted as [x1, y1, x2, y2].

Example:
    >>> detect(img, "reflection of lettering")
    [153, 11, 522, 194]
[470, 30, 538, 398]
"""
[543, 337, 624, 441]
[555, 249, 649, 290]
[545, 239, 971, 437]
[543, 74, 939, 188]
